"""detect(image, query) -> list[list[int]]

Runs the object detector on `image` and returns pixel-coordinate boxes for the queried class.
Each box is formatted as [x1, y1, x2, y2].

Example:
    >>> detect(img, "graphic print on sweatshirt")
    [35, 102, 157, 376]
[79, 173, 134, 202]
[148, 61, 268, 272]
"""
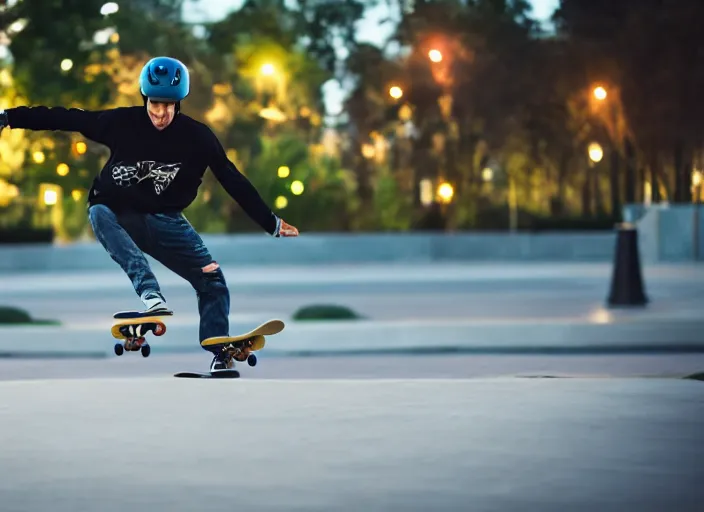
[111, 161, 181, 195]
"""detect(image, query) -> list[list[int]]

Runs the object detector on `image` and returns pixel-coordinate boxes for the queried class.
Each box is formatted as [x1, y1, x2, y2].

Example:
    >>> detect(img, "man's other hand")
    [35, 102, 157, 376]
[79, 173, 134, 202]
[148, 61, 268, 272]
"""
[278, 219, 299, 237]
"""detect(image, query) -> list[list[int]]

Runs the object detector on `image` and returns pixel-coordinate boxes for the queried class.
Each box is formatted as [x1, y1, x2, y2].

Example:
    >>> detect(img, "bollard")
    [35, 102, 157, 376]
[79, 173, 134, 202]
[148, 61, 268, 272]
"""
[607, 222, 649, 307]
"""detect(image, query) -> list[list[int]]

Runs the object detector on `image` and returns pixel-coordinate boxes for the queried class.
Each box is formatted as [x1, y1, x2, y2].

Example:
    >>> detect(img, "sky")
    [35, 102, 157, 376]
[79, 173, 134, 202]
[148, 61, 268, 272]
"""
[182, 0, 560, 119]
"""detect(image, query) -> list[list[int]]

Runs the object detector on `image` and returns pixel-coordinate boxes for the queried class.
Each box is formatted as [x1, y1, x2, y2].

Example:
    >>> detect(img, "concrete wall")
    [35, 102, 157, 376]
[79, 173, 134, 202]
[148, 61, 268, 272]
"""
[626, 204, 704, 263]
[0, 232, 618, 273]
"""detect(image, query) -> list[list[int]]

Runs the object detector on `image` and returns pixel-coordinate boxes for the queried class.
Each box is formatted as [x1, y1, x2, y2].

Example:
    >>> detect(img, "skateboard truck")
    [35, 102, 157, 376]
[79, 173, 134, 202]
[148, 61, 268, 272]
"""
[218, 339, 259, 368]
[111, 311, 172, 358]
[115, 336, 149, 357]
[114, 323, 162, 357]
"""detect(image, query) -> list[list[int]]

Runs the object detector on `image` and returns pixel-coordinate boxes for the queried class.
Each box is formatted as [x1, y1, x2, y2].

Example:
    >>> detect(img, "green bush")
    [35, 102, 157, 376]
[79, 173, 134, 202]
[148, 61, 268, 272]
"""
[292, 304, 363, 321]
[0, 306, 58, 325]
[0, 306, 32, 323]
[684, 372, 704, 382]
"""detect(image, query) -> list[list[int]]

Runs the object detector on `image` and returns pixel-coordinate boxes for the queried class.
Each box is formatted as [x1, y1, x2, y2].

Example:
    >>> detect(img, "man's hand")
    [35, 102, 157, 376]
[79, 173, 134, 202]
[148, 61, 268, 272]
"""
[278, 219, 299, 237]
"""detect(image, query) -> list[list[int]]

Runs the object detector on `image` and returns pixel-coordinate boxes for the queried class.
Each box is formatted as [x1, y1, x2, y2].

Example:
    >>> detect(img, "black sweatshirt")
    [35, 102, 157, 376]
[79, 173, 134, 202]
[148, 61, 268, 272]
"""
[5, 106, 280, 235]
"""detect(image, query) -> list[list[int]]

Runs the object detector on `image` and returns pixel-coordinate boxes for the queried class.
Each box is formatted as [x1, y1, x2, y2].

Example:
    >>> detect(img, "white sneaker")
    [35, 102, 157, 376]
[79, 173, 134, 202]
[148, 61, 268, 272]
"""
[141, 291, 169, 313]
[210, 353, 238, 373]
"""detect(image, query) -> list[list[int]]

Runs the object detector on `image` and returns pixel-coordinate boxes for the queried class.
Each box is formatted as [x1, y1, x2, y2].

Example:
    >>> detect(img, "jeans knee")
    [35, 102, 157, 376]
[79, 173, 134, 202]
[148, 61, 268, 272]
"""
[198, 263, 228, 295]
[88, 204, 116, 229]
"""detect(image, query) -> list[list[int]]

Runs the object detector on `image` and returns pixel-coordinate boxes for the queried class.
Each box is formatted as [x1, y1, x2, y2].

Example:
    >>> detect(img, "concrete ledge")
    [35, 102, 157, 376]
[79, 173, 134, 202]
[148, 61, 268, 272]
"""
[0, 232, 617, 273]
[2, 318, 704, 359]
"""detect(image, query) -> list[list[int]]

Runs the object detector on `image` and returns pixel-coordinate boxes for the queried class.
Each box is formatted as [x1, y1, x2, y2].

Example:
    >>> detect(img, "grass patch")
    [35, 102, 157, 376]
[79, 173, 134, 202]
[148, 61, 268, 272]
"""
[0, 306, 60, 326]
[292, 304, 363, 321]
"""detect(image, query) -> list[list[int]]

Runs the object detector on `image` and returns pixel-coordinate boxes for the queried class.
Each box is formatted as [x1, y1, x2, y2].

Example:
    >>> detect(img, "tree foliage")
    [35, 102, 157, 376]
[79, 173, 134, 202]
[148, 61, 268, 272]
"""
[1, 0, 702, 239]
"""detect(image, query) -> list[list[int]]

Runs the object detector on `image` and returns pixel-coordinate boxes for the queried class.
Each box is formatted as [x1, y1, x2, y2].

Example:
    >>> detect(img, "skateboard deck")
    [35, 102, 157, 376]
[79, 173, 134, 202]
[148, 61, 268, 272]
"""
[174, 319, 284, 379]
[172, 370, 242, 379]
[111, 310, 173, 358]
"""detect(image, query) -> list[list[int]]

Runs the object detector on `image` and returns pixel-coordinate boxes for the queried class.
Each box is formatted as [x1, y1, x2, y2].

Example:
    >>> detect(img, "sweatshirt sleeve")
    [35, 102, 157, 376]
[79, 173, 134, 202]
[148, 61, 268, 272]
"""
[5, 106, 116, 147]
[205, 128, 281, 236]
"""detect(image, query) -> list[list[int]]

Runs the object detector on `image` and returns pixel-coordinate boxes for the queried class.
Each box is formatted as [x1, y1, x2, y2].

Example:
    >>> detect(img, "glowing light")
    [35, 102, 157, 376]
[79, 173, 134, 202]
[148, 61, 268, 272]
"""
[60, 59, 73, 71]
[43, 189, 57, 206]
[290, 180, 304, 196]
[93, 27, 117, 45]
[482, 168, 494, 182]
[259, 107, 287, 123]
[71, 189, 83, 201]
[588, 308, 611, 324]
[389, 86, 403, 99]
[361, 144, 375, 159]
[100, 2, 119, 16]
[437, 182, 454, 203]
[8, 19, 27, 33]
[275, 196, 288, 209]
[32, 151, 45, 164]
[428, 49, 443, 63]
[593, 86, 607, 101]
[277, 166, 290, 178]
[420, 179, 433, 206]
[260, 63, 275, 76]
[56, 163, 69, 176]
[75, 141, 87, 155]
[588, 142, 604, 163]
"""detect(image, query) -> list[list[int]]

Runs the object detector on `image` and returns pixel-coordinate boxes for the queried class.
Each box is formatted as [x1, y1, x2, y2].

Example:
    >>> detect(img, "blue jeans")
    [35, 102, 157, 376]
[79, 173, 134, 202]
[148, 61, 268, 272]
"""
[88, 204, 230, 342]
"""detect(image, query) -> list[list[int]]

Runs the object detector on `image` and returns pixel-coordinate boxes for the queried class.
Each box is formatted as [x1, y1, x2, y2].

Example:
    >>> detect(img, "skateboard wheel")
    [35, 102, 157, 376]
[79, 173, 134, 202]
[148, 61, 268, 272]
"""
[247, 354, 257, 367]
[114, 343, 124, 356]
[141, 344, 151, 358]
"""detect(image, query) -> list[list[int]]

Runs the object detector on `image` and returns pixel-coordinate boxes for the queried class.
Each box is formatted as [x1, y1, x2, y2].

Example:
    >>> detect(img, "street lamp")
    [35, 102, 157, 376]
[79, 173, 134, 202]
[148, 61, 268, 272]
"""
[389, 86, 403, 99]
[437, 182, 454, 204]
[588, 142, 604, 163]
[56, 163, 69, 176]
[290, 180, 304, 196]
[32, 151, 45, 164]
[43, 189, 58, 206]
[693, 170, 703, 189]
[275, 195, 288, 209]
[260, 63, 275, 76]
[100, 2, 119, 16]
[361, 144, 375, 159]
[428, 49, 443, 63]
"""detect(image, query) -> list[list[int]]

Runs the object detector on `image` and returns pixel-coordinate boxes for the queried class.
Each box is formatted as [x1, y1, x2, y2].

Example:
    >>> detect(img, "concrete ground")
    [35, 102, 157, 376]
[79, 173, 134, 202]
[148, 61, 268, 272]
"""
[1, 353, 704, 381]
[1, 263, 703, 511]
[0, 376, 702, 512]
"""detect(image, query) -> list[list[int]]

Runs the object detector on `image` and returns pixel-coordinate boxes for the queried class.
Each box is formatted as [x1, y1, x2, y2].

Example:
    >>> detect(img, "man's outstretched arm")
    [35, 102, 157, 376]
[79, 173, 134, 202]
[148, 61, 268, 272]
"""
[206, 130, 298, 237]
[0, 106, 114, 145]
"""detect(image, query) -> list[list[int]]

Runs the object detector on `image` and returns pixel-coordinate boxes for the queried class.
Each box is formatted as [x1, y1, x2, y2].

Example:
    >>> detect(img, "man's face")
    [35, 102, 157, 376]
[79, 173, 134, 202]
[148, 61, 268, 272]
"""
[146, 99, 176, 131]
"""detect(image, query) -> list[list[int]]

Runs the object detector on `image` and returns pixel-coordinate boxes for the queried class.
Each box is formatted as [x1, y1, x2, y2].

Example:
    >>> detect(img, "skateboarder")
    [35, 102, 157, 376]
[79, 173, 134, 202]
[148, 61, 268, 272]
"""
[0, 56, 299, 372]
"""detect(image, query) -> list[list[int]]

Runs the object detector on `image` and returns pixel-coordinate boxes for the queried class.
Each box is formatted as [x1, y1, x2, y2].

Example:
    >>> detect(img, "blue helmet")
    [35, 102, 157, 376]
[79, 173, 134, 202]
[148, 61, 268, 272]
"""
[139, 56, 190, 102]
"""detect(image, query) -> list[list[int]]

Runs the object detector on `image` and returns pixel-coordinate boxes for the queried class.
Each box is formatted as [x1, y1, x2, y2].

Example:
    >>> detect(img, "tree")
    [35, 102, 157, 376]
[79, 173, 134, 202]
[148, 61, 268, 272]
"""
[554, 0, 704, 204]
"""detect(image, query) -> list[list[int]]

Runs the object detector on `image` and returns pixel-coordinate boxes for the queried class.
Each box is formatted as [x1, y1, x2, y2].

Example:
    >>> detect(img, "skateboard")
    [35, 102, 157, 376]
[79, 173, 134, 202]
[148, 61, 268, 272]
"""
[111, 310, 173, 358]
[174, 319, 285, 379]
